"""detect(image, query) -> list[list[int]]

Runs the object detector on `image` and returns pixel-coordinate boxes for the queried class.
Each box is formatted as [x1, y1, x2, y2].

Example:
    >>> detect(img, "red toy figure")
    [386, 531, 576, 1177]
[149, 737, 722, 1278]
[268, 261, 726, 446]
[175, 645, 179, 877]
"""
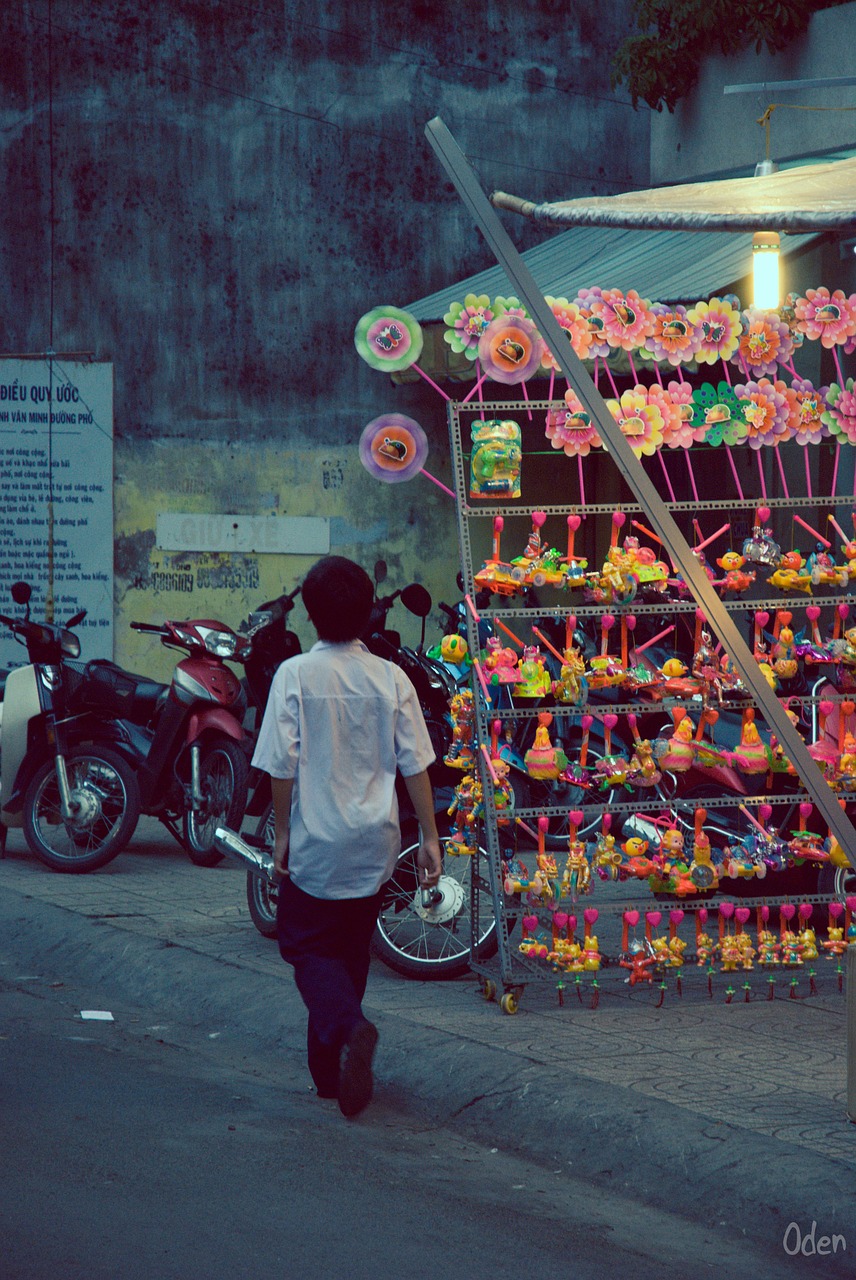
[620, 941, 658, 986]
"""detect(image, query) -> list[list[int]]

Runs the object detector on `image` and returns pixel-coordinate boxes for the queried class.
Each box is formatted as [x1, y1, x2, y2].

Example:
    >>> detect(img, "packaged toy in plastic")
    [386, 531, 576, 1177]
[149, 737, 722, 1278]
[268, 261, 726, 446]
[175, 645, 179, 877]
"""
[469, 419, 521, 499]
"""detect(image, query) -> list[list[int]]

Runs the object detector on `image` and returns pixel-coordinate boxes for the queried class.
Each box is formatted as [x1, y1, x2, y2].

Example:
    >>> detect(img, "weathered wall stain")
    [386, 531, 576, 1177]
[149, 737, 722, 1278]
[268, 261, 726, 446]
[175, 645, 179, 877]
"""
[1, 0, 647, 672]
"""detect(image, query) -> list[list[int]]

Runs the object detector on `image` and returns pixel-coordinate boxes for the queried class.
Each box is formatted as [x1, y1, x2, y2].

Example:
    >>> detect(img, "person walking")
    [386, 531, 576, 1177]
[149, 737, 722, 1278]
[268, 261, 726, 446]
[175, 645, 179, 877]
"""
[252, 555, 443, 1117]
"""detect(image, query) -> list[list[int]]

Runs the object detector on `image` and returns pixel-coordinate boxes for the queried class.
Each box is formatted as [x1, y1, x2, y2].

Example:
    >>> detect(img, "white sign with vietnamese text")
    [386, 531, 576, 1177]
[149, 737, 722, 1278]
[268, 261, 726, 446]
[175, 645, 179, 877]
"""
[0, 359, 114, 669]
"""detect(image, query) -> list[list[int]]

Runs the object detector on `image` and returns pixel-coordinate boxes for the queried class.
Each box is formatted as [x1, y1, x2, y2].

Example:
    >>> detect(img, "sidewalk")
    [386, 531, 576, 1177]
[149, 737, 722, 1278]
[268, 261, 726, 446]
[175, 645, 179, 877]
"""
[1, 818, 853, 1264]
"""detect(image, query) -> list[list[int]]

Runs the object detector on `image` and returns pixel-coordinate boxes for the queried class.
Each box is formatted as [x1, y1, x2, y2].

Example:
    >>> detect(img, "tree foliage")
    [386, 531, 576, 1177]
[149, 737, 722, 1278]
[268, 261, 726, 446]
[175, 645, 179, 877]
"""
[610, 0, 848, 112]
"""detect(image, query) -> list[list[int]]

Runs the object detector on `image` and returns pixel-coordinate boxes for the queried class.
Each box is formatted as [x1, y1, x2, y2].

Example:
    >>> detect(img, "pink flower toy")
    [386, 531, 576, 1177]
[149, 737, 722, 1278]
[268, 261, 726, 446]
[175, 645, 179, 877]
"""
[794, 287, 856, 349]
[605, 386, 665, 456]
[784, 377, 830, 446]
[642, 303, 700, 367]
[544, 388, 602, 457]
[733, 309, 794, 379]
[734, 377, 790, 450]
[821, 378, 856, 446]
[589, 288, 654, 352]
[572, 287, 615, 360]
[540, 296, 591, 369]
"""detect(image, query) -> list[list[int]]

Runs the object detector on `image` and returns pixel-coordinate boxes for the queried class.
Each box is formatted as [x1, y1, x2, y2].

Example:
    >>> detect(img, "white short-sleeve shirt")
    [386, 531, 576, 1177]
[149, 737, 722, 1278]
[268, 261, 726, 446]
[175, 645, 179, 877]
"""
[251, 640, 436, 899]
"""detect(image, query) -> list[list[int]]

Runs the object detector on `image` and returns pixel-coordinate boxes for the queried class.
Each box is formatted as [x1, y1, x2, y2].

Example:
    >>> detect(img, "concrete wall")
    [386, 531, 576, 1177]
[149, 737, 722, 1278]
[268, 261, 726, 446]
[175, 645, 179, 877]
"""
[650, 2, 856, 183]
[0, 0, 649, 676]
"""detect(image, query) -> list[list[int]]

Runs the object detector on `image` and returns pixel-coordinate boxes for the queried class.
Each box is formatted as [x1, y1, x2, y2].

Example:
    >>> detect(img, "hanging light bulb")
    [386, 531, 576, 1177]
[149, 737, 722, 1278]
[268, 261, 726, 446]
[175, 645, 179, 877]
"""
[752, 231, 780, 310]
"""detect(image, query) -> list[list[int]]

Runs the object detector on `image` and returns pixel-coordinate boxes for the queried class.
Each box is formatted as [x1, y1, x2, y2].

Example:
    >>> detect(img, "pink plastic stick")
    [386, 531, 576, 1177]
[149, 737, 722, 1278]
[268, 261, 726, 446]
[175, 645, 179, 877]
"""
[532, 626, 565, 665]
[421, 469, 456, 499]
[738, 804, 771, 838]
[635, 624, 675, 654]
[515, 816, 540, 842]
[725, 445, 743, 498]
[412, 364, 451, 401]
[833, 347, 845, 386]
[603, 360, 621, 400]
[627, 352, 639, 382]
[464, 593, 481, 622]
[720, 358, 732, 387]
[577, 453, 586, 507]
[695, 522, 731, 553]
[832, 442, 841, 496]
[775, 448, 789, 499]
[480, 743, 499, 783]
[461, 367, 487, 405]
[548, 368, 555, 403]
[794, 514, 831, 547]
[805, 448, 812, 499]
[684, 451, 699, 503]
[756, 450, 767, 500]
[657, 451, 677, 502]
[828, 514, 849, 543]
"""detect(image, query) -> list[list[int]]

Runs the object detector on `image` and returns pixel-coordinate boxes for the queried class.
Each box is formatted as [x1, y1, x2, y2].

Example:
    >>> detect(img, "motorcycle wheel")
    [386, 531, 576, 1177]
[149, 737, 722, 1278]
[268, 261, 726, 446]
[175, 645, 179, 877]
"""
[818, 858, 856, 900]
[245, 807, 278, 938]
[183, 736, 249, 867]
[23, 746, 141, 873]
[373, 830, 499, 980]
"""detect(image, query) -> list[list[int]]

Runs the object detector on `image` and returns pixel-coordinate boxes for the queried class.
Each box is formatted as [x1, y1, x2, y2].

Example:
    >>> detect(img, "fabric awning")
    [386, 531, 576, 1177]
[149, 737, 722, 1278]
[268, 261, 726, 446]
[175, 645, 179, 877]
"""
[490, 154, 856, 233]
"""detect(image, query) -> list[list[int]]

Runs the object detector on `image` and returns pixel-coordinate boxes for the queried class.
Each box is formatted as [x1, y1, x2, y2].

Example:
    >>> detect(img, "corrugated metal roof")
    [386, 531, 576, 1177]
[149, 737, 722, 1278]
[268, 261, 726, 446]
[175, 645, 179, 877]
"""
[405, 226, 820, 321]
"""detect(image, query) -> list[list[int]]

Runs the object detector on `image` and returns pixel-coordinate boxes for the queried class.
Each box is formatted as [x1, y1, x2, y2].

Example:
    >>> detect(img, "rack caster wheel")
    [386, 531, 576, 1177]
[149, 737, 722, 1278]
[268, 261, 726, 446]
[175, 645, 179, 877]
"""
[481, 979, 497, 1002]
[500, 991, 519, 1015]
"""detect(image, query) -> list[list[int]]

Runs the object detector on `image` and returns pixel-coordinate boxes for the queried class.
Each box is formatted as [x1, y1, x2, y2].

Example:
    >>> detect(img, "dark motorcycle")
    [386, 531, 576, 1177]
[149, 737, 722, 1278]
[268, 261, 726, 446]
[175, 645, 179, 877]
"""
[71, 616, 252, 866]
[0, 581, 141, 872]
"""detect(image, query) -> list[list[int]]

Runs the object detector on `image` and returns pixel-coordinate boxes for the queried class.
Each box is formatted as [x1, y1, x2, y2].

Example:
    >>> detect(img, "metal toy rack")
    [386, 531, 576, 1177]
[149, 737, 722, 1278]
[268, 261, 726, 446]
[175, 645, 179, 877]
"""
[447, 399, 852, 1011]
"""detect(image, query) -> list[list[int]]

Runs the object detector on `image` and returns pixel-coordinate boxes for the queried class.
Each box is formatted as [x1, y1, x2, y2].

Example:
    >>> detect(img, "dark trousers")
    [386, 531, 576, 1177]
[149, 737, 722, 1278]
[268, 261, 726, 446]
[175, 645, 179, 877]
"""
[276, 876, 384, 1094]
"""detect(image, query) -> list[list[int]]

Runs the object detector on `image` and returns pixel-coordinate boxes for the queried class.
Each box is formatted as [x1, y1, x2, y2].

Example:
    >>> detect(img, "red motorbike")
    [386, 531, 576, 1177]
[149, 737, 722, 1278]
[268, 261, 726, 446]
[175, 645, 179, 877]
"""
[79, 617, 251, 865]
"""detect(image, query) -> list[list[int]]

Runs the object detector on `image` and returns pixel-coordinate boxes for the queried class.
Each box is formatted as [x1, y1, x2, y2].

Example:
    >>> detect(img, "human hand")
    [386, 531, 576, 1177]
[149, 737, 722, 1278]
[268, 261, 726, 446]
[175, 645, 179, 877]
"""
[272, 838, 289, 883]
[417, 835, 443, 888]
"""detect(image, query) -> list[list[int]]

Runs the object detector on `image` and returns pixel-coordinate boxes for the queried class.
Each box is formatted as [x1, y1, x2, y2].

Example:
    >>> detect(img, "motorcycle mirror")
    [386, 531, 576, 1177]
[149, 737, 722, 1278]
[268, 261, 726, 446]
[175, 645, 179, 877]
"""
[373, 560, 388, 588]
[400, 583, 432, 619]
[11, 581, 31, 606]
[67, 609, 87, 629]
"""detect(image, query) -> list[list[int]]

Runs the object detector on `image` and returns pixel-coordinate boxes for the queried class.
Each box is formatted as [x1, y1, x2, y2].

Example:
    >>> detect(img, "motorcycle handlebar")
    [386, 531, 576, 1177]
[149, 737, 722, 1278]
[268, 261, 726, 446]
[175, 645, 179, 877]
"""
[130, 621, 169, 635]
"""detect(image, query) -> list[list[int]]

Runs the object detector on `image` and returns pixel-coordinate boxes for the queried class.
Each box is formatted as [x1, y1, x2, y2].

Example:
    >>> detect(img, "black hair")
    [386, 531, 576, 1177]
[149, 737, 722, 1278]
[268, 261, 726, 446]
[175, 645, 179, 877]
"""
[301, 555, 374, 643]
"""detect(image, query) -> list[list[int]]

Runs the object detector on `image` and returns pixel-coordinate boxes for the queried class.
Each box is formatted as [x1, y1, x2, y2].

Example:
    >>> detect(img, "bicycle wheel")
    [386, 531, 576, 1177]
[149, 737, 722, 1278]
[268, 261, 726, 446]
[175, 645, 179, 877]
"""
[373, 832, 498, 980]
[245, 805, 278, 938]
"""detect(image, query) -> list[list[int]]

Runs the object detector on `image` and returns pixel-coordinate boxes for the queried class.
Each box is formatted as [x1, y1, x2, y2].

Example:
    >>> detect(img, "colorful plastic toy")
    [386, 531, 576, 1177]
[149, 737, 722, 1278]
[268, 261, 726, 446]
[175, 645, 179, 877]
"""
[524, 712, 569, 780]
[469, 419, 521, 499]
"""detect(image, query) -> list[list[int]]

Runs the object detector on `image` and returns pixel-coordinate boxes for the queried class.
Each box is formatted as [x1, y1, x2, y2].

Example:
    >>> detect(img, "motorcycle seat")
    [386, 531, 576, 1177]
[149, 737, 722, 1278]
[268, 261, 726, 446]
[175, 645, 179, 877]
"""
[72, 659, 169, 726]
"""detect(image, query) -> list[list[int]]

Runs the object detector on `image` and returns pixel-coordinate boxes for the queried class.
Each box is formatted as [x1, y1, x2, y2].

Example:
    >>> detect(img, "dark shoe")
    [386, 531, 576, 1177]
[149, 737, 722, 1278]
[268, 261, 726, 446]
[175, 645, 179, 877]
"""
[338, 1021, 378, 1118]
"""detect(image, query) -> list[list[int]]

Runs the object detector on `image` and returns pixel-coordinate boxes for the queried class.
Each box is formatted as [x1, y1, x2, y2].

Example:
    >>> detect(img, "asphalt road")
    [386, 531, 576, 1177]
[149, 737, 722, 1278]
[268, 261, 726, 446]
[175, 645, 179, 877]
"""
[0, 966, 830, 1280]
